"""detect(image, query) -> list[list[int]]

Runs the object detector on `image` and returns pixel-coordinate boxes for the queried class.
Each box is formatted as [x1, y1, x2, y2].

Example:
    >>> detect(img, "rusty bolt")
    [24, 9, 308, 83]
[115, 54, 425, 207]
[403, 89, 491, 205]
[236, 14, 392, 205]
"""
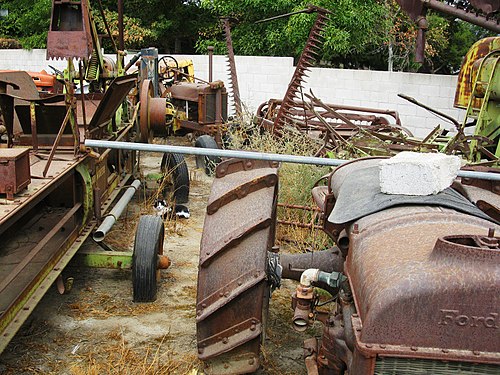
[442, 349, 449, 353]
[238, 281, 242, 286]
[198, 348, 204, 354]
[352, 224, 359, 234]
[222, 337, 228, 344]
[202, 303, 206, 308]
[248, 358, 255, 365]
[245, 161, 253, 169]
[410, 346, 418, 351]
[219, 292, 224, 297]
[224, 291, 230, 297]
[473, 350, 481, 356]
[250, 324, 256, 331]
[379, 345, 386, 349]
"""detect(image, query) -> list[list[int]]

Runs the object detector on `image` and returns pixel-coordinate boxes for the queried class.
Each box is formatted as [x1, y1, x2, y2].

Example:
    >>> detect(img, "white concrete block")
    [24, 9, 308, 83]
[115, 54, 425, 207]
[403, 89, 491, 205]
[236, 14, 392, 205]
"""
[379, 151, 461, 196]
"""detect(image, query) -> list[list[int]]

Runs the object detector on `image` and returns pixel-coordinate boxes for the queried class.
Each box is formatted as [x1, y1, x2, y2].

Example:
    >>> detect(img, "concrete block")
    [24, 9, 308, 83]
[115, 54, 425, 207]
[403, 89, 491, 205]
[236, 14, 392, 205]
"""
[379, 151, 461, 195]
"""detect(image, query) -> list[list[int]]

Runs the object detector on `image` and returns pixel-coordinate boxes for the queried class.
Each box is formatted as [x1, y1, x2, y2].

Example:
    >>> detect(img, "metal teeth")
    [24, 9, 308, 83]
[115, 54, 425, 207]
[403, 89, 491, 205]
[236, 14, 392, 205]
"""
[222, 18, 242, 116]
[273, 9, 330, 131]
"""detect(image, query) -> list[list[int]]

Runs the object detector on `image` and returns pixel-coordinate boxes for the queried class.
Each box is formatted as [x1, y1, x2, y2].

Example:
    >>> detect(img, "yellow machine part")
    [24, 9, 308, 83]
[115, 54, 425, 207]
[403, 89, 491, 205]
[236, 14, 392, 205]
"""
[161, 59, 195, 83]
[454, 37, 500, 109]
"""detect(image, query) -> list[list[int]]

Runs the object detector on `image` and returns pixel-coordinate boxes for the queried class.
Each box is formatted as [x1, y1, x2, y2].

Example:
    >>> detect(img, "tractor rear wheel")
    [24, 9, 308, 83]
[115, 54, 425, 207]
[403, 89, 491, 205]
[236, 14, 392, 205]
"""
[196, 158, 279, 374]
[132, 215, 164, 302]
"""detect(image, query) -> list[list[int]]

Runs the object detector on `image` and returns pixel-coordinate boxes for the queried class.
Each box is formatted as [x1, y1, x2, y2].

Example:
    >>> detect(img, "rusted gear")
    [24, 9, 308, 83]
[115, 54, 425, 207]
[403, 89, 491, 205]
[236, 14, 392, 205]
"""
[196, 158, 279, 374]
[273, 7, 332, 133]
[222, 18, 242, 116]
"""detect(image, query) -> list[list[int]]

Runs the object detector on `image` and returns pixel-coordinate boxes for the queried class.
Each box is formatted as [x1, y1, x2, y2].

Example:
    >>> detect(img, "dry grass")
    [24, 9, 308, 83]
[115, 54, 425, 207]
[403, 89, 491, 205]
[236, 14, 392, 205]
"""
[67, 292, 163, 320]
[69, 332, 201, 375]
[226, 120, 333, 252]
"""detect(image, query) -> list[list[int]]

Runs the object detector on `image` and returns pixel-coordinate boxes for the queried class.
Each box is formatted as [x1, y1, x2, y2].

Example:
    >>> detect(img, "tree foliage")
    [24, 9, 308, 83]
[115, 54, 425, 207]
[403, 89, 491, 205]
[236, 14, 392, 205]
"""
[195, 0, 391, 68]
[0, 0, 496, 72]
[0, 0, 51, 49]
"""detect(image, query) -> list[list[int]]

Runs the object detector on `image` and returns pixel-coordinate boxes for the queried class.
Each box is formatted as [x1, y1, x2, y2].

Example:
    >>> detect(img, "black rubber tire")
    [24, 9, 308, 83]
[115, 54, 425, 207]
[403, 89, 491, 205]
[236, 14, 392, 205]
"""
[132, 215, 164, 302]
[196, 159, 279, 374]
[195, 135, 221, 176]
[161, 153, 190, 204]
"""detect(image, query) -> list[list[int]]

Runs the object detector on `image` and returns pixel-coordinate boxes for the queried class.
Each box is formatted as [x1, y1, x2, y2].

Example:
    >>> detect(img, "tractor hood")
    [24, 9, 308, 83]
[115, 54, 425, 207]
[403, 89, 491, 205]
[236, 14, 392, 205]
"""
[345, 204, 500, 357]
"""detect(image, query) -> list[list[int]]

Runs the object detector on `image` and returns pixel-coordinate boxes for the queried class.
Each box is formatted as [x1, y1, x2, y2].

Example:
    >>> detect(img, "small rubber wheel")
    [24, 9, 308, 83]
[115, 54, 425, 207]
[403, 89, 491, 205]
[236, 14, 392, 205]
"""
[195, 135, 221, 176]
[161, 153, 189, 204]
[132, 215, 164, 302]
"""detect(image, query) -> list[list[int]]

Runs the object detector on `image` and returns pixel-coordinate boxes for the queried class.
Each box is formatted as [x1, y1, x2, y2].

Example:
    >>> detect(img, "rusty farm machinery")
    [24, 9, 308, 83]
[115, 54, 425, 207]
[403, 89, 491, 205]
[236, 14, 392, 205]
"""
[0, 0, 233, 354]
[85, 12, 500, 370]
[1, 0, 500, 373]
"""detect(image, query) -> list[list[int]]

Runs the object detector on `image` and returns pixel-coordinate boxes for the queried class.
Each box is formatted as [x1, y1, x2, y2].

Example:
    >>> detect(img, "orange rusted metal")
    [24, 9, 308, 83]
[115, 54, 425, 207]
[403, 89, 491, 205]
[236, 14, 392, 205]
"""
[158, 255, 171, 269]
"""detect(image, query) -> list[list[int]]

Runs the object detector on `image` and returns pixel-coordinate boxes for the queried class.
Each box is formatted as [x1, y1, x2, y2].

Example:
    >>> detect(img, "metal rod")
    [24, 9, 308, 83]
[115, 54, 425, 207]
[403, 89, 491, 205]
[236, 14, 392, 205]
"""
[398, 93, 459, 128]
[255, 6, 317, 24]
[43, 107, 72, 177]
[93, 179, 141, 242]
[208, 46, 214, 82]
[84, 140, 500, 181]
[118, 0, 124, 51]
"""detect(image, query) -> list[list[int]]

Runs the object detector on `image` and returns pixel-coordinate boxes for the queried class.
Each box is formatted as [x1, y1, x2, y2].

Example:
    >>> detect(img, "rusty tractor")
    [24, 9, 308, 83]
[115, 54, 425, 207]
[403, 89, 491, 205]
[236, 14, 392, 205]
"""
[195, 155, 499, 374]
[194, 2, 500, 374]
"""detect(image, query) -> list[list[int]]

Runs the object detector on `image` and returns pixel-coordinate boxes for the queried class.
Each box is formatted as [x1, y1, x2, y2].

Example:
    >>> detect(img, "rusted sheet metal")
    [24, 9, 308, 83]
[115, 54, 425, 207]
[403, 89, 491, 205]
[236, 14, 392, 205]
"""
[454, 37, 500, 109]
[345, 204, 500, 361]
[0, 153, 82, 235]
[197, 158, 278, 374]
[47, 0, 93, 59]
[88, 75, 137, 129]
[168, 82, 216, 102]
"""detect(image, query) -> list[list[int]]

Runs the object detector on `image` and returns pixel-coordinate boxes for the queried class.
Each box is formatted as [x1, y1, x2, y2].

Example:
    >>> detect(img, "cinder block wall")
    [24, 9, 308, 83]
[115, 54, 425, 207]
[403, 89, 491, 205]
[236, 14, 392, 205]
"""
[0, 49, 463, 138]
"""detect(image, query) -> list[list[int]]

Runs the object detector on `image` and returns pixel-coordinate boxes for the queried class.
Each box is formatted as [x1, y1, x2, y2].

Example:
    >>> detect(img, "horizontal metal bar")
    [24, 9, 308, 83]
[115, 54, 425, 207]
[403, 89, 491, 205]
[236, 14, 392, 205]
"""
[84, 140, 500, 181]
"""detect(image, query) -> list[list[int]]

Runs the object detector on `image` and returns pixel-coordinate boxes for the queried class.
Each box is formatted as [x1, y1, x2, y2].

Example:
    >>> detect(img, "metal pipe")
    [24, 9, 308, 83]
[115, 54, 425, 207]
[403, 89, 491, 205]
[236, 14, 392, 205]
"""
[208, 46, 214, 82]
[93, 179, 141, 242]
[280, 248, 344, 281]
[118, 0, 124, 51]
[424, 0, 500, 33]
[84, 139, 500, 181]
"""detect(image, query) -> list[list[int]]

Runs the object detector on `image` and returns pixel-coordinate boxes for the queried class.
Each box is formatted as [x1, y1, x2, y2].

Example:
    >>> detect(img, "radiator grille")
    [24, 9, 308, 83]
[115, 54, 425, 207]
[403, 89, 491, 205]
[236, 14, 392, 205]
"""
[374, 356, 499, 375]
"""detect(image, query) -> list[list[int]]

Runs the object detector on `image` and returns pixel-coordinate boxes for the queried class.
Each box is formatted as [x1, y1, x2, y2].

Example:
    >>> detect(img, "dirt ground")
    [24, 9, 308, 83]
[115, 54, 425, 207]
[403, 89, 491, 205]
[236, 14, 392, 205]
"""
[0, 138, 320, 375]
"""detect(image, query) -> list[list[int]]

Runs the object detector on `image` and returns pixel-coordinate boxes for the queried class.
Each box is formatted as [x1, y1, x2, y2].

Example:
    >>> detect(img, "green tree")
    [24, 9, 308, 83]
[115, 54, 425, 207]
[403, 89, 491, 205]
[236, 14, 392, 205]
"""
[195, 0, 391, 69]
[0, 0, 51, 49]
